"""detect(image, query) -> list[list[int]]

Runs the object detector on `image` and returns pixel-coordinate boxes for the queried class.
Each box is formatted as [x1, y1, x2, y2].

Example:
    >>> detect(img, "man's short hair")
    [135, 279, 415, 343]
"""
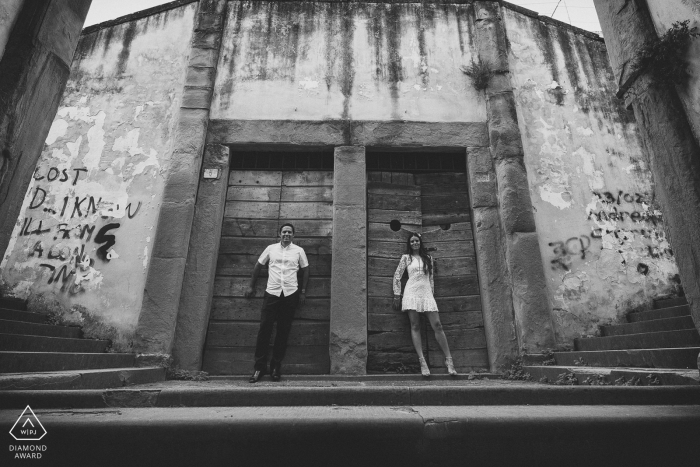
[279, 223, 295, 235]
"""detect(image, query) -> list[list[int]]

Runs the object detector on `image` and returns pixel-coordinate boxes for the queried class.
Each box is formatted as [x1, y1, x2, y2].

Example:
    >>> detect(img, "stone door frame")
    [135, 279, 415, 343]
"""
[166, 117, 544, 373]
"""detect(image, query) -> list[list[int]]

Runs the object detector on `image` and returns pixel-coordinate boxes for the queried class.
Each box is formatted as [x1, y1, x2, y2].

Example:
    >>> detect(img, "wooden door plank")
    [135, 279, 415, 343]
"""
[421, 184, 468, 196]
[221, 219, 333, 237]
[368, 241, 406, 259]
[229, 171, 283, 186]
[368, 209, 421, 225]
[368, 331, 424, 352]
[415, 172, 467, 186]
[368, 313, 410, 332]
[369, 296, 483, 314]
[368, 257, 401, 277]
[425, 240, 475, 258]
[368, 193, 421, 211]
[224, 201, 280, 219]
[433, 257, 477, 276]
[218, 237, 332, 255]
[217, 254, 332, 276]
[214, 277, 331, 297]
[367, 172, 382, 182]
[421, 226, 473, 242]
[367, 182, 421, 196]
[203, 346, 329, 375]
[280, 202, 333, 219]
[422, 213, 471, 226]
[368, 222, 421, 242]
[427, 348, 489, 369]
[210, 297, 331, 321]
[381, 172, 392, 183]
[427, 327, 487, 350]
[282, 171, 333, 186]
[368, 275, 479, 297]
[206, 321, 329, 347]
[227, 186, 281, 202]
[391, 172, 415, 185]
[281, 186, 333, 202]
[367, 352, 422, 373]
[421, 194, 469, 215]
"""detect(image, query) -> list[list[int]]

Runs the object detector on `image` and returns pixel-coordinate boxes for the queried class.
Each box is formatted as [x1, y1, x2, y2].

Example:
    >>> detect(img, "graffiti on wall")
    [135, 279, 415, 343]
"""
[12, 164, 143, 295]
[548, 188, 672, 273]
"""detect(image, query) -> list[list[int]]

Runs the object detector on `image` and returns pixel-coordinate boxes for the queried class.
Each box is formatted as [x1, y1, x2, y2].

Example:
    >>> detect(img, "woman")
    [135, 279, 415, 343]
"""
[392, 233, 457, 377]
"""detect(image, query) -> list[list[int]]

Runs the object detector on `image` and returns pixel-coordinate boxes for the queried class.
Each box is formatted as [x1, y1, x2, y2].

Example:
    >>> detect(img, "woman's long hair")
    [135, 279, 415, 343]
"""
[405, 233, 433, 276]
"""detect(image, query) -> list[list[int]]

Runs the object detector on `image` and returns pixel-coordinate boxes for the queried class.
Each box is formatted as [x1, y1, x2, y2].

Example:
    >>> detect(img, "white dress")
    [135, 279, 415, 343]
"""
[393, 254, 438, 313]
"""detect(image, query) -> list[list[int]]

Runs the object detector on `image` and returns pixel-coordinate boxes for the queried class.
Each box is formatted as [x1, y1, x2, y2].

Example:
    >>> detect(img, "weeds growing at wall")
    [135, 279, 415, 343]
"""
[503, 359, 531, 381]
[461, 58, 493, 91]
[635, 20, 699, 86]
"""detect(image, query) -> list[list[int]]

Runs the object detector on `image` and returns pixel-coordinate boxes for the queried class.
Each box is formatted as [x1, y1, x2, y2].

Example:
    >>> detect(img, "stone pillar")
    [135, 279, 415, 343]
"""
[593, 0, 700, 369]
[0, 0, 92, 260]
[473, 1, 556, 354]
[330, 146, 367, 374]
[171, 144, 230, 370]
[467, 147, 519, 371]
[134, 0, 228, 355]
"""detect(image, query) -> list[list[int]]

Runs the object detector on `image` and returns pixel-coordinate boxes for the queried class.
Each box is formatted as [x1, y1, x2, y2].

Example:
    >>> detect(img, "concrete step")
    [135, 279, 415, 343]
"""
[0, 351, 135, 373]
[601, 316, 696, 336]
[575, 329, 700, 351]
[628, 305, 690, 322]
[0, 333, 109, 353]
[554, 347, 700, 369]
[0, 406, 697, 465]
[0, 307, 47, 324]
[0, 367, 165, 390]
[0, 318, 80, 338]
[524, 365, 700, 386]
[653, 296, 687, 309]
[0, 297, 26, 310]
[2, 384, 699, 409]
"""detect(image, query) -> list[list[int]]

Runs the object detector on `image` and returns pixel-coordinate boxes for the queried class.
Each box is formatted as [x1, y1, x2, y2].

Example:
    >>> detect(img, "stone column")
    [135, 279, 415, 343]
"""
[593, 0, 700, 369]
[0, 0, 92, 260]
[329, 146, 367, 374]
[473, 1, 556, 354]
[467, 147, 519, 371]
[134, 0, 228, 355]
[171, 144, 230, 370]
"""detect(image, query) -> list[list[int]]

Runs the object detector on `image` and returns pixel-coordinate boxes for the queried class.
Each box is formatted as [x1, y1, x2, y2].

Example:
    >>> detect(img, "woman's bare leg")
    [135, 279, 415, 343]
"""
[426, 312, 452, 359]
[406, 310, 425, 359]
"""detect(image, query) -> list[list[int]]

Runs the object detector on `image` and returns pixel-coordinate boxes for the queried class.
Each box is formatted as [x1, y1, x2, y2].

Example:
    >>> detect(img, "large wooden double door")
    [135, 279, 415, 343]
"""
[367, 171, 488, 373]
[202, 170, 333, 374]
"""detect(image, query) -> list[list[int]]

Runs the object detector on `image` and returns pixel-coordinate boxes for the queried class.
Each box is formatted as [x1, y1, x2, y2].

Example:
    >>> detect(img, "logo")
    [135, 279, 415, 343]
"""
[9, 406, 46, 441]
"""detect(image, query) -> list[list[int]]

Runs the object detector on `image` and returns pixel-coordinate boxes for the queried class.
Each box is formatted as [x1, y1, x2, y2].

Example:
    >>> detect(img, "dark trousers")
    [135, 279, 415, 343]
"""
[253, 291, 299, 371]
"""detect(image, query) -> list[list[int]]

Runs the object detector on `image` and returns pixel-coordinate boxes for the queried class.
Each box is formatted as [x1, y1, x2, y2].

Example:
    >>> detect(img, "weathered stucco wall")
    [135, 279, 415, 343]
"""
[0, 4, 196, 349]
[504, 7, 679, 345]
[646, 0, 700, 152]
[211, 1, 485, 123]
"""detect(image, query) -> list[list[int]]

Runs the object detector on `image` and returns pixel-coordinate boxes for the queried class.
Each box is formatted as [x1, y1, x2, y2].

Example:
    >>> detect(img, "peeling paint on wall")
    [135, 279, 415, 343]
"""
[0, 4, 196, 349]
[211, 1, 484, 122]
[505, 8, 679, 345]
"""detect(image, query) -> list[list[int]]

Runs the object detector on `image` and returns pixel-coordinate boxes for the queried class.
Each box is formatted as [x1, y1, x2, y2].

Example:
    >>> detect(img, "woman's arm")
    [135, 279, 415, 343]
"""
[392, 255, 408, 310]
[429, 256, 435, 294]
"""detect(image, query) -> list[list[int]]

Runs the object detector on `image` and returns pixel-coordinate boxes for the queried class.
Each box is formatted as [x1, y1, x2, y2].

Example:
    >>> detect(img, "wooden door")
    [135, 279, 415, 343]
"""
[367, 171, 488, 373]
[202, 170, 333, 374]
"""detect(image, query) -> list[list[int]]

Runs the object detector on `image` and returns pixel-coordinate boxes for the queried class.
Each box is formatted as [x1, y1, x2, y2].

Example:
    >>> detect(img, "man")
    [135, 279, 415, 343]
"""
[244, 223, 309, 383]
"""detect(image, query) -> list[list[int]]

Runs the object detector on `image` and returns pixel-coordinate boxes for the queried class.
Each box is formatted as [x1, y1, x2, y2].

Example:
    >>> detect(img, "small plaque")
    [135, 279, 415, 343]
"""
[203, 168, 220, 179]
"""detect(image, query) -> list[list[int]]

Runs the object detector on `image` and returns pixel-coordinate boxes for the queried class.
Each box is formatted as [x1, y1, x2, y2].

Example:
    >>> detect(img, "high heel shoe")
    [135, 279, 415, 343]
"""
[445, 357, 457, 376]
[418, 356, 430, 377]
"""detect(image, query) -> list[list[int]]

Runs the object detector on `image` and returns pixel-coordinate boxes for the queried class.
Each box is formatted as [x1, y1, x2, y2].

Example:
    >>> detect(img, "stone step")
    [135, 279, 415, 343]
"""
[0, 297, 26, 311]
[0, 307, 48, 324]
[553, 347, 700, 369]
[0, 367, 165, 391]
[524, 365, 700, 386]
[0, 318, 80, 338]
[627, 305, 690, 322]
[575, 329, 700, 351]
[653, 296, 687, 309]
[0, 406, 696, 465]
[2, 383, 699, 409]
[601, 316, 696, 336]
[0, 351, 135, 373]
[0, 333, 110, 353]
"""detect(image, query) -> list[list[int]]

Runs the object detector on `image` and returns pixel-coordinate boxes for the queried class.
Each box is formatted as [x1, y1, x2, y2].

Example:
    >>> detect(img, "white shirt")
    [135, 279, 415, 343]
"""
[258, 242, 309, 297]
